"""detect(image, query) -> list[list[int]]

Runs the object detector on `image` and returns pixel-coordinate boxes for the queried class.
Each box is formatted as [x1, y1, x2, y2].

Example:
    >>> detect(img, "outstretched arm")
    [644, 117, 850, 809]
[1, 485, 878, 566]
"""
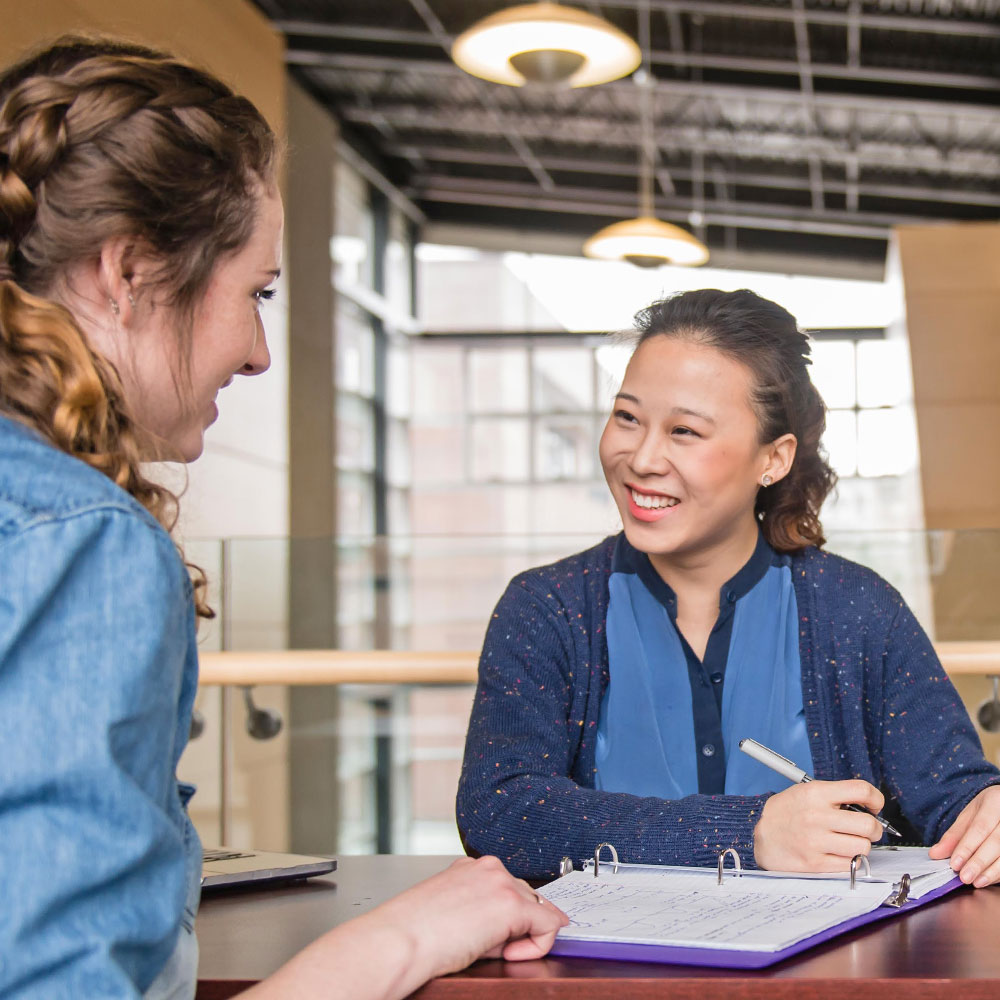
[240, 856, 569, 1000]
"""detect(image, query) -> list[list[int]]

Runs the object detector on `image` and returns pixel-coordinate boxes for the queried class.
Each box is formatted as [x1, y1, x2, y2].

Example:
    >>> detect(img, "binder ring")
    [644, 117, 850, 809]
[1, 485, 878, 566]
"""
[885, 872, 912, 908]
[849, 853, 871, 890]
[717, 848, 743, 885]
[593, 842, 619, 878]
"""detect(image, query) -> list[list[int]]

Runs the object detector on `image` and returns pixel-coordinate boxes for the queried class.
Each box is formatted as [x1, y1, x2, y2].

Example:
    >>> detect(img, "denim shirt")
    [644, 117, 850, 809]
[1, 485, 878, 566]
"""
[0, 415, 202, 998]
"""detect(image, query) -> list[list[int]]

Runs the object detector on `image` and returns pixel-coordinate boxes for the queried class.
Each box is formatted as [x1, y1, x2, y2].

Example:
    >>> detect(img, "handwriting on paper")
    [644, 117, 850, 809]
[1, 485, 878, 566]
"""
[541, 869, 889, 952]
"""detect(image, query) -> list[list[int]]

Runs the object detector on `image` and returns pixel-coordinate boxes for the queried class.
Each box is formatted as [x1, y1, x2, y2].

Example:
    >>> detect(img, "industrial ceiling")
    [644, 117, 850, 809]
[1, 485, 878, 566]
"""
[253, 1, 1000, 277]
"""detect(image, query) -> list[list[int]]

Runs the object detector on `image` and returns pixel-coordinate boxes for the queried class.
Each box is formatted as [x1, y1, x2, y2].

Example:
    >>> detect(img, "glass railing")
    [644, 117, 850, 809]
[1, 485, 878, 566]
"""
[179, 530, 1000, 859]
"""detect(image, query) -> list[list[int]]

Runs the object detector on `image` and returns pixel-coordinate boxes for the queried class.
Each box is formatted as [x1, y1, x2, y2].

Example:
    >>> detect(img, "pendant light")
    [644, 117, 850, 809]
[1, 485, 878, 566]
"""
[583, 214, 709, 268]
[451, 2, 641, 88]
[583, 5, 708, 268]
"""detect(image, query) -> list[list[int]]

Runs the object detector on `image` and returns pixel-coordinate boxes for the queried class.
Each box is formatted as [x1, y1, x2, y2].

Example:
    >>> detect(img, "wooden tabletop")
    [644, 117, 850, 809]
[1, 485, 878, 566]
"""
[196, 854, 1000, 999]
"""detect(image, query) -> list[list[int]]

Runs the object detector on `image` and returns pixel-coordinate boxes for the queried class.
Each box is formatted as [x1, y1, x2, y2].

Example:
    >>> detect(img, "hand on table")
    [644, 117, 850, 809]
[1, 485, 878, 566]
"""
[753, 779, 885, 872]
[929, 785, 1000, 888]
[371, 854, 569, 978]
[245, 854, 569, 1000]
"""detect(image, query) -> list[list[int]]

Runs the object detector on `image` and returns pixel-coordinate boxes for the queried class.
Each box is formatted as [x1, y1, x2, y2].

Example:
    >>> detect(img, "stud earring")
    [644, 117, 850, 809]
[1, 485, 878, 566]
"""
[761, 474, 773, 487]
[108, 298, 120, 317]
[127, 291, 136, 307]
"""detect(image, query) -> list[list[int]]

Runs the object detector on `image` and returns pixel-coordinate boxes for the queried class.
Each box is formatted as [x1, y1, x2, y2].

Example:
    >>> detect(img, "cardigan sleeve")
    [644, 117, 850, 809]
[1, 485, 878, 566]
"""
[456, 573, 771, 880]
[878, 600, 1000, 844]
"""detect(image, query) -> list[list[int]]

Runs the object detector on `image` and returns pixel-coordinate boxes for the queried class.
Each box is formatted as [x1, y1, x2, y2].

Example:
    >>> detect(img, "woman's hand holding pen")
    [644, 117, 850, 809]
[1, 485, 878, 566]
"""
[929, 784, 1000, 888]
[753, 779, 886, 872]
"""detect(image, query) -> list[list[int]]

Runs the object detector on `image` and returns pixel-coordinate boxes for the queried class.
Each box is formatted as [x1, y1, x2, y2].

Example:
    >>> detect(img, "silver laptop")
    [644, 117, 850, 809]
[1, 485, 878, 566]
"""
[201, 846, 337, 891]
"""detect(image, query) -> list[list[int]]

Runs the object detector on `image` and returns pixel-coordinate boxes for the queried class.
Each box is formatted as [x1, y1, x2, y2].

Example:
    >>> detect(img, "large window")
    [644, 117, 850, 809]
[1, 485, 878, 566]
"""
[333, 160, 417, 650]
[812, 337, 918, 479]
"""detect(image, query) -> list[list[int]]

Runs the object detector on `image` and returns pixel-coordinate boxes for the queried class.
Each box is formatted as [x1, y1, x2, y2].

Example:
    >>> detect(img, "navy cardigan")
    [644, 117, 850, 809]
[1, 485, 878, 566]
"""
[457, 535, 1000, 879]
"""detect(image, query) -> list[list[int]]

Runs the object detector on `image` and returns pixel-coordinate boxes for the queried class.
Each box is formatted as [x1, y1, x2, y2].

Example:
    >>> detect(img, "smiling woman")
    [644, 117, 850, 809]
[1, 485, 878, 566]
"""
[458, 288, 1000, 889]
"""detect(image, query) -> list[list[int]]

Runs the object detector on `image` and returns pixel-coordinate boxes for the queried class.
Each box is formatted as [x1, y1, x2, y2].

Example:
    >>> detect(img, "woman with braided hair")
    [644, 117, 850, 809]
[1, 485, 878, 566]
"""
[0, 37, 566, 999]
[458, 288, 1000, 884]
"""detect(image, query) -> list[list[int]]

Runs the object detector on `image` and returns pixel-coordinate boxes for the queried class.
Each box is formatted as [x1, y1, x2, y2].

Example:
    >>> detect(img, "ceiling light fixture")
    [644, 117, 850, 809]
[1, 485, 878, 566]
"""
[451, 2, 641, 88]
[583, 5, 708, 269]
[583, 215, 710, 268]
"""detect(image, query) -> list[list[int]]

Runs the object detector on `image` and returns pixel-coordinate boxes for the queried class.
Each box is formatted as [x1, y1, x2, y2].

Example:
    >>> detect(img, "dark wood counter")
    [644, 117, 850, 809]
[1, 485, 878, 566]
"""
[196, 854, 1000, 999]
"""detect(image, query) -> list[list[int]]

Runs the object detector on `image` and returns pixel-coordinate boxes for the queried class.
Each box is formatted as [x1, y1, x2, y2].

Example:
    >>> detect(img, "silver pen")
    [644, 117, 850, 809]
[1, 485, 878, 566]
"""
[739, 736, 902, 838]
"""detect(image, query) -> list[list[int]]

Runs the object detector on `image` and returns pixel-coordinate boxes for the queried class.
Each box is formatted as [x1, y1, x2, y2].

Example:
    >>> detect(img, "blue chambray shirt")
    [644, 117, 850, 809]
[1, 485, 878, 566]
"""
[0, 414, 202, 998]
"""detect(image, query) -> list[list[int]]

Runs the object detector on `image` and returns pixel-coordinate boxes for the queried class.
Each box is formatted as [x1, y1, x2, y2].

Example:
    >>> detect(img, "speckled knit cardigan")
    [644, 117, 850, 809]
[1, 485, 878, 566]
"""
[456, 534, 1000, 880]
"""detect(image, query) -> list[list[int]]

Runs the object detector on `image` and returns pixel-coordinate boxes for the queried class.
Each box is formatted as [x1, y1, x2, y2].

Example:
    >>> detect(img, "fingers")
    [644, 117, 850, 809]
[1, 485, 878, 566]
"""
[826, 779, 885, 814]
[813, 834, 876, 868]
[927, 787, 1000, 887]
[502, 914, 567, 962]
[967, 855, 1000, 889]
[951, 820, 1000, 886]
[950, 805, 1000, 871]
[927, 837, 956, 860]
[477, 861, 568, 955]
[928, 798, 974, 859]
[830, 806, 883, 843]
[754, 779, 888, 873]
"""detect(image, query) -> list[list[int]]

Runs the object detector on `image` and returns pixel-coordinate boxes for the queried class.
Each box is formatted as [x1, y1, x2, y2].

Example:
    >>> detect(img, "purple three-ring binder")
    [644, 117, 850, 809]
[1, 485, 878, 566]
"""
[548, 876, 963, 969]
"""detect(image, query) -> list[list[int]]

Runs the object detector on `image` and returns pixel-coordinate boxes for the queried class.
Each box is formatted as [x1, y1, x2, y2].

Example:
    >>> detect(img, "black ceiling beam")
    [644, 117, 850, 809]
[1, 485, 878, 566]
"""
[607, 0, 1000, 38]
[336, 103, 1000, 176]
[417, 184, 891, 239]
[288, 50, 1000, 123]
[383, 142, 1000, 208]
[280, 23, 1000, 94]
[275, 3, 1000, 41]
[411, 174, 907, 237]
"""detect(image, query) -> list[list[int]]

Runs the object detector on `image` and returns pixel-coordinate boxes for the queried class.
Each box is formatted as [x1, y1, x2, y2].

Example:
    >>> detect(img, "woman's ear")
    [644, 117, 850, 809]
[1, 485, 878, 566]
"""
[98, 237, 154, 327]
[762, 433, 797, 486]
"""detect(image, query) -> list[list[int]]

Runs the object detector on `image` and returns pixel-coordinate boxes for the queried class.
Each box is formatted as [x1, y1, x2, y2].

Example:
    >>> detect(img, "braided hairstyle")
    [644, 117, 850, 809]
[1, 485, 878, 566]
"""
[633, 289, 837, 552]
[0, 37, 278, 616]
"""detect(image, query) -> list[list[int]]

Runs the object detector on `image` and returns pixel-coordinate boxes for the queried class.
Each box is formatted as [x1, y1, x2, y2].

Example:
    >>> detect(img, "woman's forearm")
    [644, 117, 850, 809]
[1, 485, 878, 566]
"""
[239, 913, 426, 1000]
[235, 856, 568, 1000]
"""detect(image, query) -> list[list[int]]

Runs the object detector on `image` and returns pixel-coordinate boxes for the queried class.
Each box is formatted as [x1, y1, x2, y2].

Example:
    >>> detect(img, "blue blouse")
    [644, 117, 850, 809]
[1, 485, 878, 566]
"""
[596, 531, 814, 799]
[0, 415, 201, 997]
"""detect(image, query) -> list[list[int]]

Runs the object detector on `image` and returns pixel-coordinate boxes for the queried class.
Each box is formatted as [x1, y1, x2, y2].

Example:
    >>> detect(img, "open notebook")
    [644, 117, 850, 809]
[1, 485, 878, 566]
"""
[540, 845, 961, 968]
[201, 846, 336, 891]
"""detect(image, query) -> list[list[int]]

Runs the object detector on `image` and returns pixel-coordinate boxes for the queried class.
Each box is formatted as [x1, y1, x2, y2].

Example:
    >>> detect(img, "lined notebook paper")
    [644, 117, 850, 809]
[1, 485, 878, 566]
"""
[540, 847, 955, 954]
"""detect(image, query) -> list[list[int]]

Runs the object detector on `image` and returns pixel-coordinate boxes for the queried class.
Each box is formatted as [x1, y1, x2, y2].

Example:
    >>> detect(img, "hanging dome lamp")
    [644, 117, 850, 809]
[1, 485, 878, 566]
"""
[451, 2, 641, 88]
[583, 215, 710, 268]
[583, 55, 708, 268]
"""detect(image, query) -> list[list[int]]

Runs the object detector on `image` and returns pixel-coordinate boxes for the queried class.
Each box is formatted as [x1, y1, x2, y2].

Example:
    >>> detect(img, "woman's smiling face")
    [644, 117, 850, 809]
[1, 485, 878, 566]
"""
[599, 333, 776, 569]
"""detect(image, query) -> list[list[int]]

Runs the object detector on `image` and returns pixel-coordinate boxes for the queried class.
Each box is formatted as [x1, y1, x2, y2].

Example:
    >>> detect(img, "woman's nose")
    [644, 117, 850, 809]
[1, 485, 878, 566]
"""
[242, 318, 271, 376]
[630, 430, 671, 475]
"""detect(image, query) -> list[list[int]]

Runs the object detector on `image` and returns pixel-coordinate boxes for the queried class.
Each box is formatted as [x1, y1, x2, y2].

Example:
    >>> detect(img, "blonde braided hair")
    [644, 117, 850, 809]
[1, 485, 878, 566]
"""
[0, 37, 278, 617]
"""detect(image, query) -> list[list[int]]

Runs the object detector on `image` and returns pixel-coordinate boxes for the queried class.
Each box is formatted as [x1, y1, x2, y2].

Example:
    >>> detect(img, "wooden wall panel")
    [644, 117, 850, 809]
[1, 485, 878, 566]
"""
[896, 221, 1000, 734]
[1, 0, 284, 136]
[896, 222, 1000, 533]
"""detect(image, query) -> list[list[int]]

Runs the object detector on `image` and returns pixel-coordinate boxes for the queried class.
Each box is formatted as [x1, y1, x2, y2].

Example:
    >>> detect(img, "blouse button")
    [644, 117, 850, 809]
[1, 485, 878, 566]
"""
[726, 590, 737, 603]
[710, 672, 723, 684]
[702, 744, 716, 757]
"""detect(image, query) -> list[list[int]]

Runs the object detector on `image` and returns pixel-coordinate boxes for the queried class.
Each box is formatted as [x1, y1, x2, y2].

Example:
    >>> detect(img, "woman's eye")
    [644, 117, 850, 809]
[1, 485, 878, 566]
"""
[614, 409, 638, 423]
[254, 287, 276, 304]
[673, 426, 698, 437]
